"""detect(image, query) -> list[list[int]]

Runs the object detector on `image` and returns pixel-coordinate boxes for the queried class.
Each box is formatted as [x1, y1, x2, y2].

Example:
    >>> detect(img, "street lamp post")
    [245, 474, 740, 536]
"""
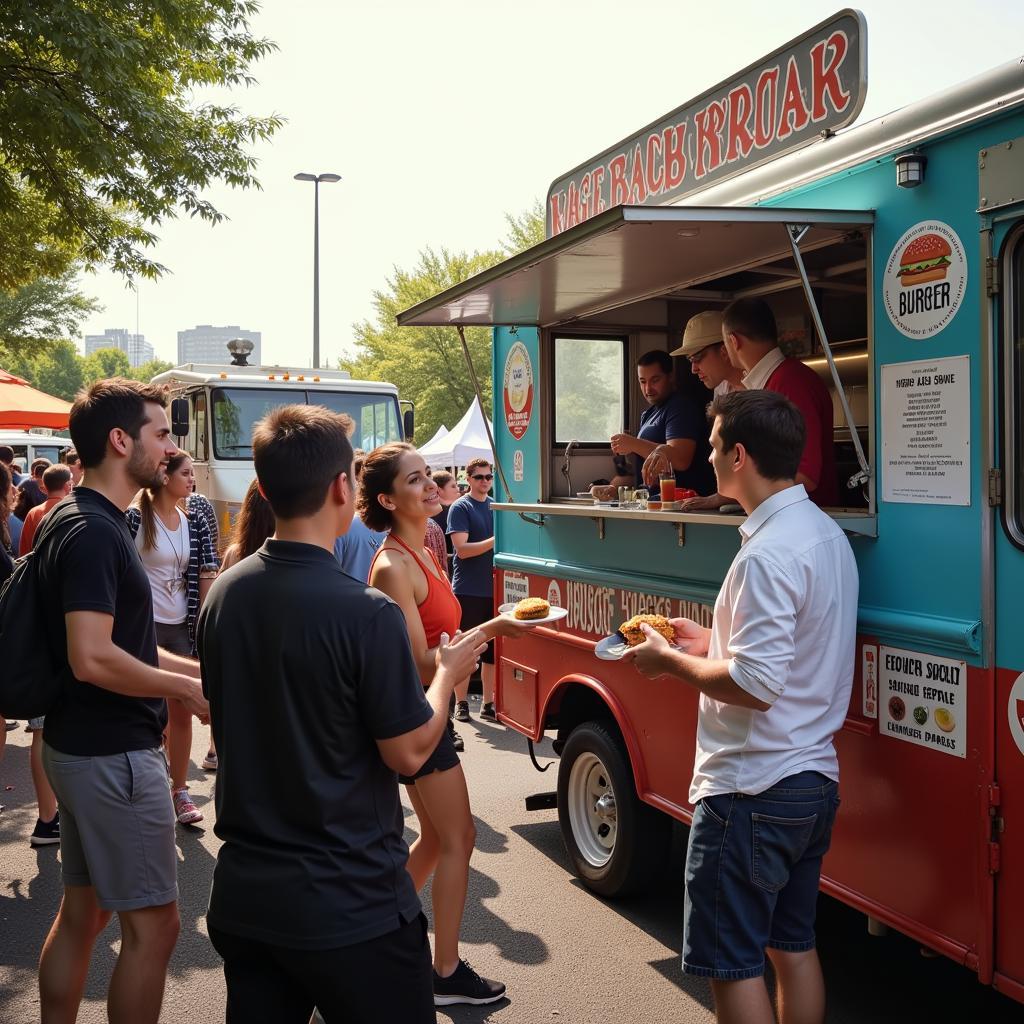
[294, 171, 341, 369]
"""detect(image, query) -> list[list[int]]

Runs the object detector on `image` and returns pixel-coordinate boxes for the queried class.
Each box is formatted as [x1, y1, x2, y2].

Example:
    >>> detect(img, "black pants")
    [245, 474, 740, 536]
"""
[209, 914, 435, 1024]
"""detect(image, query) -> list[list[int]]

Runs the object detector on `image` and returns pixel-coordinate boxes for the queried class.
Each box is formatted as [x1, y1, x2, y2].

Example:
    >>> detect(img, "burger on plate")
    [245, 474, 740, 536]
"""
[897, 234, 952, 288]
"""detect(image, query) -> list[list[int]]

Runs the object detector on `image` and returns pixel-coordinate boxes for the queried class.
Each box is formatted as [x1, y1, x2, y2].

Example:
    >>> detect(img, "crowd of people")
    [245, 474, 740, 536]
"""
[0, 295, 858, 1024]
[0, 379, 517, 1022]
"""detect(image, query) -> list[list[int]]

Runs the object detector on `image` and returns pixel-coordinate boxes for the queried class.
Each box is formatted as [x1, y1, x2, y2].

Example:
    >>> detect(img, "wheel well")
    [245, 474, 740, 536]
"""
[551, 682, 622, 752]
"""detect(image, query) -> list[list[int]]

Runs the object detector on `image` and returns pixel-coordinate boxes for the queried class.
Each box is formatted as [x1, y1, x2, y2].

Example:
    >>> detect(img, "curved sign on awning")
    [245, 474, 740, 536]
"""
[546, 10, 867, 237]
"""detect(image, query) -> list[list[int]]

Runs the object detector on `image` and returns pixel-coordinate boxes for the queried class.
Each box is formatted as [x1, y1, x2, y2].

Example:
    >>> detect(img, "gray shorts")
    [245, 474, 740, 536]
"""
[155, 620, 193, 657]
[42, 743, 178, 911]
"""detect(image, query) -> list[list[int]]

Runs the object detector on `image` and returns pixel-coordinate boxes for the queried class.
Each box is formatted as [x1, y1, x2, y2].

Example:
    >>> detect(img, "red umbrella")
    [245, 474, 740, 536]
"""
[0, 368, 73, 430]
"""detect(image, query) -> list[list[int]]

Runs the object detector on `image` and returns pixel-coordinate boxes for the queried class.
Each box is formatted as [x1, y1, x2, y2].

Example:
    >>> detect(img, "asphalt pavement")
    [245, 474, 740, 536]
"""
[1, 706, 1021, 1022]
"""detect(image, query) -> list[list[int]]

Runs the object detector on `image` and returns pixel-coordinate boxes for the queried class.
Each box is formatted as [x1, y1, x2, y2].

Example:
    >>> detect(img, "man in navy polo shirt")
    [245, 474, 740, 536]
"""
[610, 349, 715, 495]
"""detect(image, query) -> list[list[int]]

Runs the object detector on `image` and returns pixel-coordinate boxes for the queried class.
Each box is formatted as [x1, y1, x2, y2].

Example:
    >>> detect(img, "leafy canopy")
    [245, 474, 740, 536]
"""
[0, 0, 281, 288]
[340, 201, 545, 448]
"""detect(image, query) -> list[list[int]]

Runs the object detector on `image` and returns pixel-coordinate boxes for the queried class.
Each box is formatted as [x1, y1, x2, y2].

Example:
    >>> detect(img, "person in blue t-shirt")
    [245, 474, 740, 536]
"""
[333, 450, 388, 582]
[610, 349, 715, 496]
[446, 459, 497, 721]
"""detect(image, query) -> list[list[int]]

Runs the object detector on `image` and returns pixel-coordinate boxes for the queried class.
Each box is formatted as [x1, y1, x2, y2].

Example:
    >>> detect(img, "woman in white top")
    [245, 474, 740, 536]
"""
[126, 450, 219, 825]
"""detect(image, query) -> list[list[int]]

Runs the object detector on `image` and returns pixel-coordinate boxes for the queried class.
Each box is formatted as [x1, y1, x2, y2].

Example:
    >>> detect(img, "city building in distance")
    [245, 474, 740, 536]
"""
[178, 325, 262, 365]
[83, 328, 154, 368]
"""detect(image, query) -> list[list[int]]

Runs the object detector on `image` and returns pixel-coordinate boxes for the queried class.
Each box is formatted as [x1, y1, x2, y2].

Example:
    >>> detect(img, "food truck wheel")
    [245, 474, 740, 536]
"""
[557, 721, 669, 897]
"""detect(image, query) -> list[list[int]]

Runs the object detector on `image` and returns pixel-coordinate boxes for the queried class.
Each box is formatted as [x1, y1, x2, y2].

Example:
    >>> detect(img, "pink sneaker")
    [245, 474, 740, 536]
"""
[172, 788, 203, 825]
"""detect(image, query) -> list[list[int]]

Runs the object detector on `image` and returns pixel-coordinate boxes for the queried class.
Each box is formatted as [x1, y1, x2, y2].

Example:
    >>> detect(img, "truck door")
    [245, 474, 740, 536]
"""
[993, 217, 1024, 1000]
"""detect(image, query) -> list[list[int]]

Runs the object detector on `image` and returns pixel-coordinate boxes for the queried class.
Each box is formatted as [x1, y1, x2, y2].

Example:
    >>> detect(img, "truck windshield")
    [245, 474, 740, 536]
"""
[211, 388, 402, 459]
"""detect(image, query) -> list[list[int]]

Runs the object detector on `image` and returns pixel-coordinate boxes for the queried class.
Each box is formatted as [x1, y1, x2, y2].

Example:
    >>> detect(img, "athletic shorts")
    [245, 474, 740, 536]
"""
[457, 594, 495, 664]
[43, 743, 178, 911]
[399, 724, 460, 785]
[155, 619, 193, 657]
[682, 771, 840, 980]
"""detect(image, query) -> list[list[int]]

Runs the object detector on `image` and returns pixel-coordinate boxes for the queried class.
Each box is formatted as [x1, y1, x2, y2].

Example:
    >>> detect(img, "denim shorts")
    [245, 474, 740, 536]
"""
[682, 771, 840, 980]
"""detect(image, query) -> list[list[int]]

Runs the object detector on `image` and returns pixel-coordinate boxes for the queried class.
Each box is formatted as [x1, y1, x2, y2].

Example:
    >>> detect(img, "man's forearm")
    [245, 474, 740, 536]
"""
[455, 538, 493, 558]
[77, 644, 193, 701]
[659, 650, 770, 710]
[158, 647, 200, 678]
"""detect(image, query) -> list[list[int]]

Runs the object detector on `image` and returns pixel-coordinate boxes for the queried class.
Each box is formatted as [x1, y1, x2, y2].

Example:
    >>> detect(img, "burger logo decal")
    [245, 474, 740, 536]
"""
[884, 221, 967, 339]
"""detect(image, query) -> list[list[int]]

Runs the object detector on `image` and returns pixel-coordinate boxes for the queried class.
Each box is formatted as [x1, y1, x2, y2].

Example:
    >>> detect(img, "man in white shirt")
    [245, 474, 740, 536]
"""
[625, 389, 858, 1024]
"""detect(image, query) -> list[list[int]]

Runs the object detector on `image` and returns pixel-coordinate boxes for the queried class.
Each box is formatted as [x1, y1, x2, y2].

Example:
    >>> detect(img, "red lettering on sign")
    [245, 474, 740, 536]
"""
[663, 122, 688, 189]
[578, 172, 592, 222]
[777, 56, 810, 140]
[726, 83, 754, 162]
[629, 143, 648, 203]
[753, 65, 779, 148]
[645, 132, 664, 195]
[565, 180, 580, 229]
[592, 165, 607, 213]
[810, 31, 851, 121]
[549, 192, 565, 236]
[694, 99, 726, 178]
[609, 153, 630, 206]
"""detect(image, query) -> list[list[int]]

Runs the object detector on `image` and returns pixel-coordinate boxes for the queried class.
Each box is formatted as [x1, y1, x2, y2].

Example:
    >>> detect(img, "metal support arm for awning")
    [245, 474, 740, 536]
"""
[786, 224, 871, 492]
[456, 325, 543, 527]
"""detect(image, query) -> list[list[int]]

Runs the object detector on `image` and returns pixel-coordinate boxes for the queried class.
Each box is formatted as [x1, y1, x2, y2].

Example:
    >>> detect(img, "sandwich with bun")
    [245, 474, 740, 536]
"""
[897, 233, 952, 287]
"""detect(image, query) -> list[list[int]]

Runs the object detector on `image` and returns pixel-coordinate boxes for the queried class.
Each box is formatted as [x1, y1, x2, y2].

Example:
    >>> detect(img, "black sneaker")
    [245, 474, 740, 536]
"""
[479, 702, 497, 722]
[4, 720, 19, 731]
[433, 959, 506, 1006]
[30, 813, 60, 847]
[454, 700, 471, 723]
[448, 719, 465, 753]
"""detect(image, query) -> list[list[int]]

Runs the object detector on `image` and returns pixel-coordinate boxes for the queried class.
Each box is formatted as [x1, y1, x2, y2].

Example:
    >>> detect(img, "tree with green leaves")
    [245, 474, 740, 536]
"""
[0, 0, 281, 289]
[0, 266, 101, 362]
[340, 203, 544, 446]
[82, 347, 132, 385]
[129, 358, 175, 383]
[32, 340, 85, 402]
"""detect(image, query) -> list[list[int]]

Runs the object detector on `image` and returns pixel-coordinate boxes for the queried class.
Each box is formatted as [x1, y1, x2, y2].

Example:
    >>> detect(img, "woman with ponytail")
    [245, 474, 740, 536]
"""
[126, 450, 218, 824]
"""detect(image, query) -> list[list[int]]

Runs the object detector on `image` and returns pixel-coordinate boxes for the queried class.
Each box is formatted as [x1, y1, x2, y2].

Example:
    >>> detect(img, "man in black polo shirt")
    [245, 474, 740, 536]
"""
[198, 404, 485, 1024]
[36, 379, 210, 1023]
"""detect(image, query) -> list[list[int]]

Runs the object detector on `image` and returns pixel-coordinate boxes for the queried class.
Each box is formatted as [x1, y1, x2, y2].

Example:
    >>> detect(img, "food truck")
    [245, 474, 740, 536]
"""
[397, 11, 1024, 1001]
[153, 342, 413, 538]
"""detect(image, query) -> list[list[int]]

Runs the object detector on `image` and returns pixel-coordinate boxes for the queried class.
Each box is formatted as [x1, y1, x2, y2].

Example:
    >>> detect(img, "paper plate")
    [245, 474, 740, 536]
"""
[594, 632, 630, 661]
[497, 603, 569, 626]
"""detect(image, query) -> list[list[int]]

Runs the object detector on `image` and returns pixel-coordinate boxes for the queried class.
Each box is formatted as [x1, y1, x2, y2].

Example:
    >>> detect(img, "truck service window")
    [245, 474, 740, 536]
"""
[553, 336, 626, 445]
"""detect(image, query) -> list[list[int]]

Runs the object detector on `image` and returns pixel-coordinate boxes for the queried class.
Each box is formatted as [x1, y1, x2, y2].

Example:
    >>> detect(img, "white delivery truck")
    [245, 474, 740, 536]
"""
[152, 341, 413, 541]
[0, 431, 69, 474]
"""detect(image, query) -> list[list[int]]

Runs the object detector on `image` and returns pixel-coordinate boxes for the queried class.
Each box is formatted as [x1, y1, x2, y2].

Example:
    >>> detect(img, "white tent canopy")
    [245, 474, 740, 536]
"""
[417, 398, 493, 469]
[419, 423, 449, 450]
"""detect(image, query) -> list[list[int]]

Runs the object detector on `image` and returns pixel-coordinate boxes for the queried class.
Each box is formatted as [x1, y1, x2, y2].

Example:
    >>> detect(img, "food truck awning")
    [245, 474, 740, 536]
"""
[397, 205, 874, 328]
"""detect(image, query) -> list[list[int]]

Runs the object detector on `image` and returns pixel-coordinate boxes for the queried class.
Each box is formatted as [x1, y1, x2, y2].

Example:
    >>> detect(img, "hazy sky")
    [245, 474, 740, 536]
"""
[79, 0, 1024, 368]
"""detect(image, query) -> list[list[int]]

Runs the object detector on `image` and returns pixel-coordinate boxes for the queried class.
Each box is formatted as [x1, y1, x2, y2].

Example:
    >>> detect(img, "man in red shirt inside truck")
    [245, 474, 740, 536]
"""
[720, 297, 839, 507]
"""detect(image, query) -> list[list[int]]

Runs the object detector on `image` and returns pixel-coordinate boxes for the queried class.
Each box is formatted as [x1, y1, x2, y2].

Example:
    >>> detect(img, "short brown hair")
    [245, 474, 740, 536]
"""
[69, 378, 167, 469]
[432, 470, 454, 489]
[709, 390, 805, 481]
[30, 458, 51, 478]
[253, 404, 353, 519]
[358, 442, 414, 532]
[465, 457, 491, 477]
[42, 465, 72, 493]
[722, 297, 778, 345]
[63, 447, 80, 467]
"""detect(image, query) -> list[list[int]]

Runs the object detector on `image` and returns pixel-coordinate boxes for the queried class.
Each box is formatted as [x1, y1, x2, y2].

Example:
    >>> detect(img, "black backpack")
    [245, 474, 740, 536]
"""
[0, 507, 100, 719]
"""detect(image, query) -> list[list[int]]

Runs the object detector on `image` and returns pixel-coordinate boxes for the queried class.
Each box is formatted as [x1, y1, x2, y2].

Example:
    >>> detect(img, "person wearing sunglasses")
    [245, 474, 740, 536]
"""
[446, 459, 499, 721]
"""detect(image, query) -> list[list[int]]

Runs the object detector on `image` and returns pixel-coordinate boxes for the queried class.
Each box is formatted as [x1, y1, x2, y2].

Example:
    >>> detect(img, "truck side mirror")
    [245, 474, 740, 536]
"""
[403, 407, 415, 441]
[171, 397, 189, 437]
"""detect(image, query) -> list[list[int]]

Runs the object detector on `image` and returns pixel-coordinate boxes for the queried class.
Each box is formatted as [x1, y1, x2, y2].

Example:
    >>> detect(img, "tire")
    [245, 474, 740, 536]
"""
[557, 720, 670, 897]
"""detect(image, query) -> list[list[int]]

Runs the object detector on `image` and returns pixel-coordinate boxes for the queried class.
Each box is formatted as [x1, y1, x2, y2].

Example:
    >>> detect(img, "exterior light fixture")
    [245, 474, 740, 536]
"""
[895, 151, 927, 189]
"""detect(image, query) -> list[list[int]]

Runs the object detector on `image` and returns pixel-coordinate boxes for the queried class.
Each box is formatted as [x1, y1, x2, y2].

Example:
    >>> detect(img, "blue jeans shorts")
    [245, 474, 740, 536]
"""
[682, 771, 840, 981]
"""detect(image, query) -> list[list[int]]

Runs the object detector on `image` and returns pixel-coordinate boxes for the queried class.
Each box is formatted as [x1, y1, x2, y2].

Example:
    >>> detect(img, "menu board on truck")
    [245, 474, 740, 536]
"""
[881, 355, 970, 506]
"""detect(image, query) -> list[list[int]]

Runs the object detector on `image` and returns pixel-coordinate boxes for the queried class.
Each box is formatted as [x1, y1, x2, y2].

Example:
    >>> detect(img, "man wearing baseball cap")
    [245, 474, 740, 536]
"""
[672, 311, 745, 399]
[642, 311, 743, 504]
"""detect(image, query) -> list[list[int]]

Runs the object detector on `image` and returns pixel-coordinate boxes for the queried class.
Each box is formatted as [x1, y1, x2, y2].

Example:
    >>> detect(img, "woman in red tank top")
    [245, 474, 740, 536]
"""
[361, 443, 533, 1005]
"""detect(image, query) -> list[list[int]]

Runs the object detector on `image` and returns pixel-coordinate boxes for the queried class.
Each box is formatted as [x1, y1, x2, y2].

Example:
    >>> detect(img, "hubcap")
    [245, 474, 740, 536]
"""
[567, 751, 617, 867]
